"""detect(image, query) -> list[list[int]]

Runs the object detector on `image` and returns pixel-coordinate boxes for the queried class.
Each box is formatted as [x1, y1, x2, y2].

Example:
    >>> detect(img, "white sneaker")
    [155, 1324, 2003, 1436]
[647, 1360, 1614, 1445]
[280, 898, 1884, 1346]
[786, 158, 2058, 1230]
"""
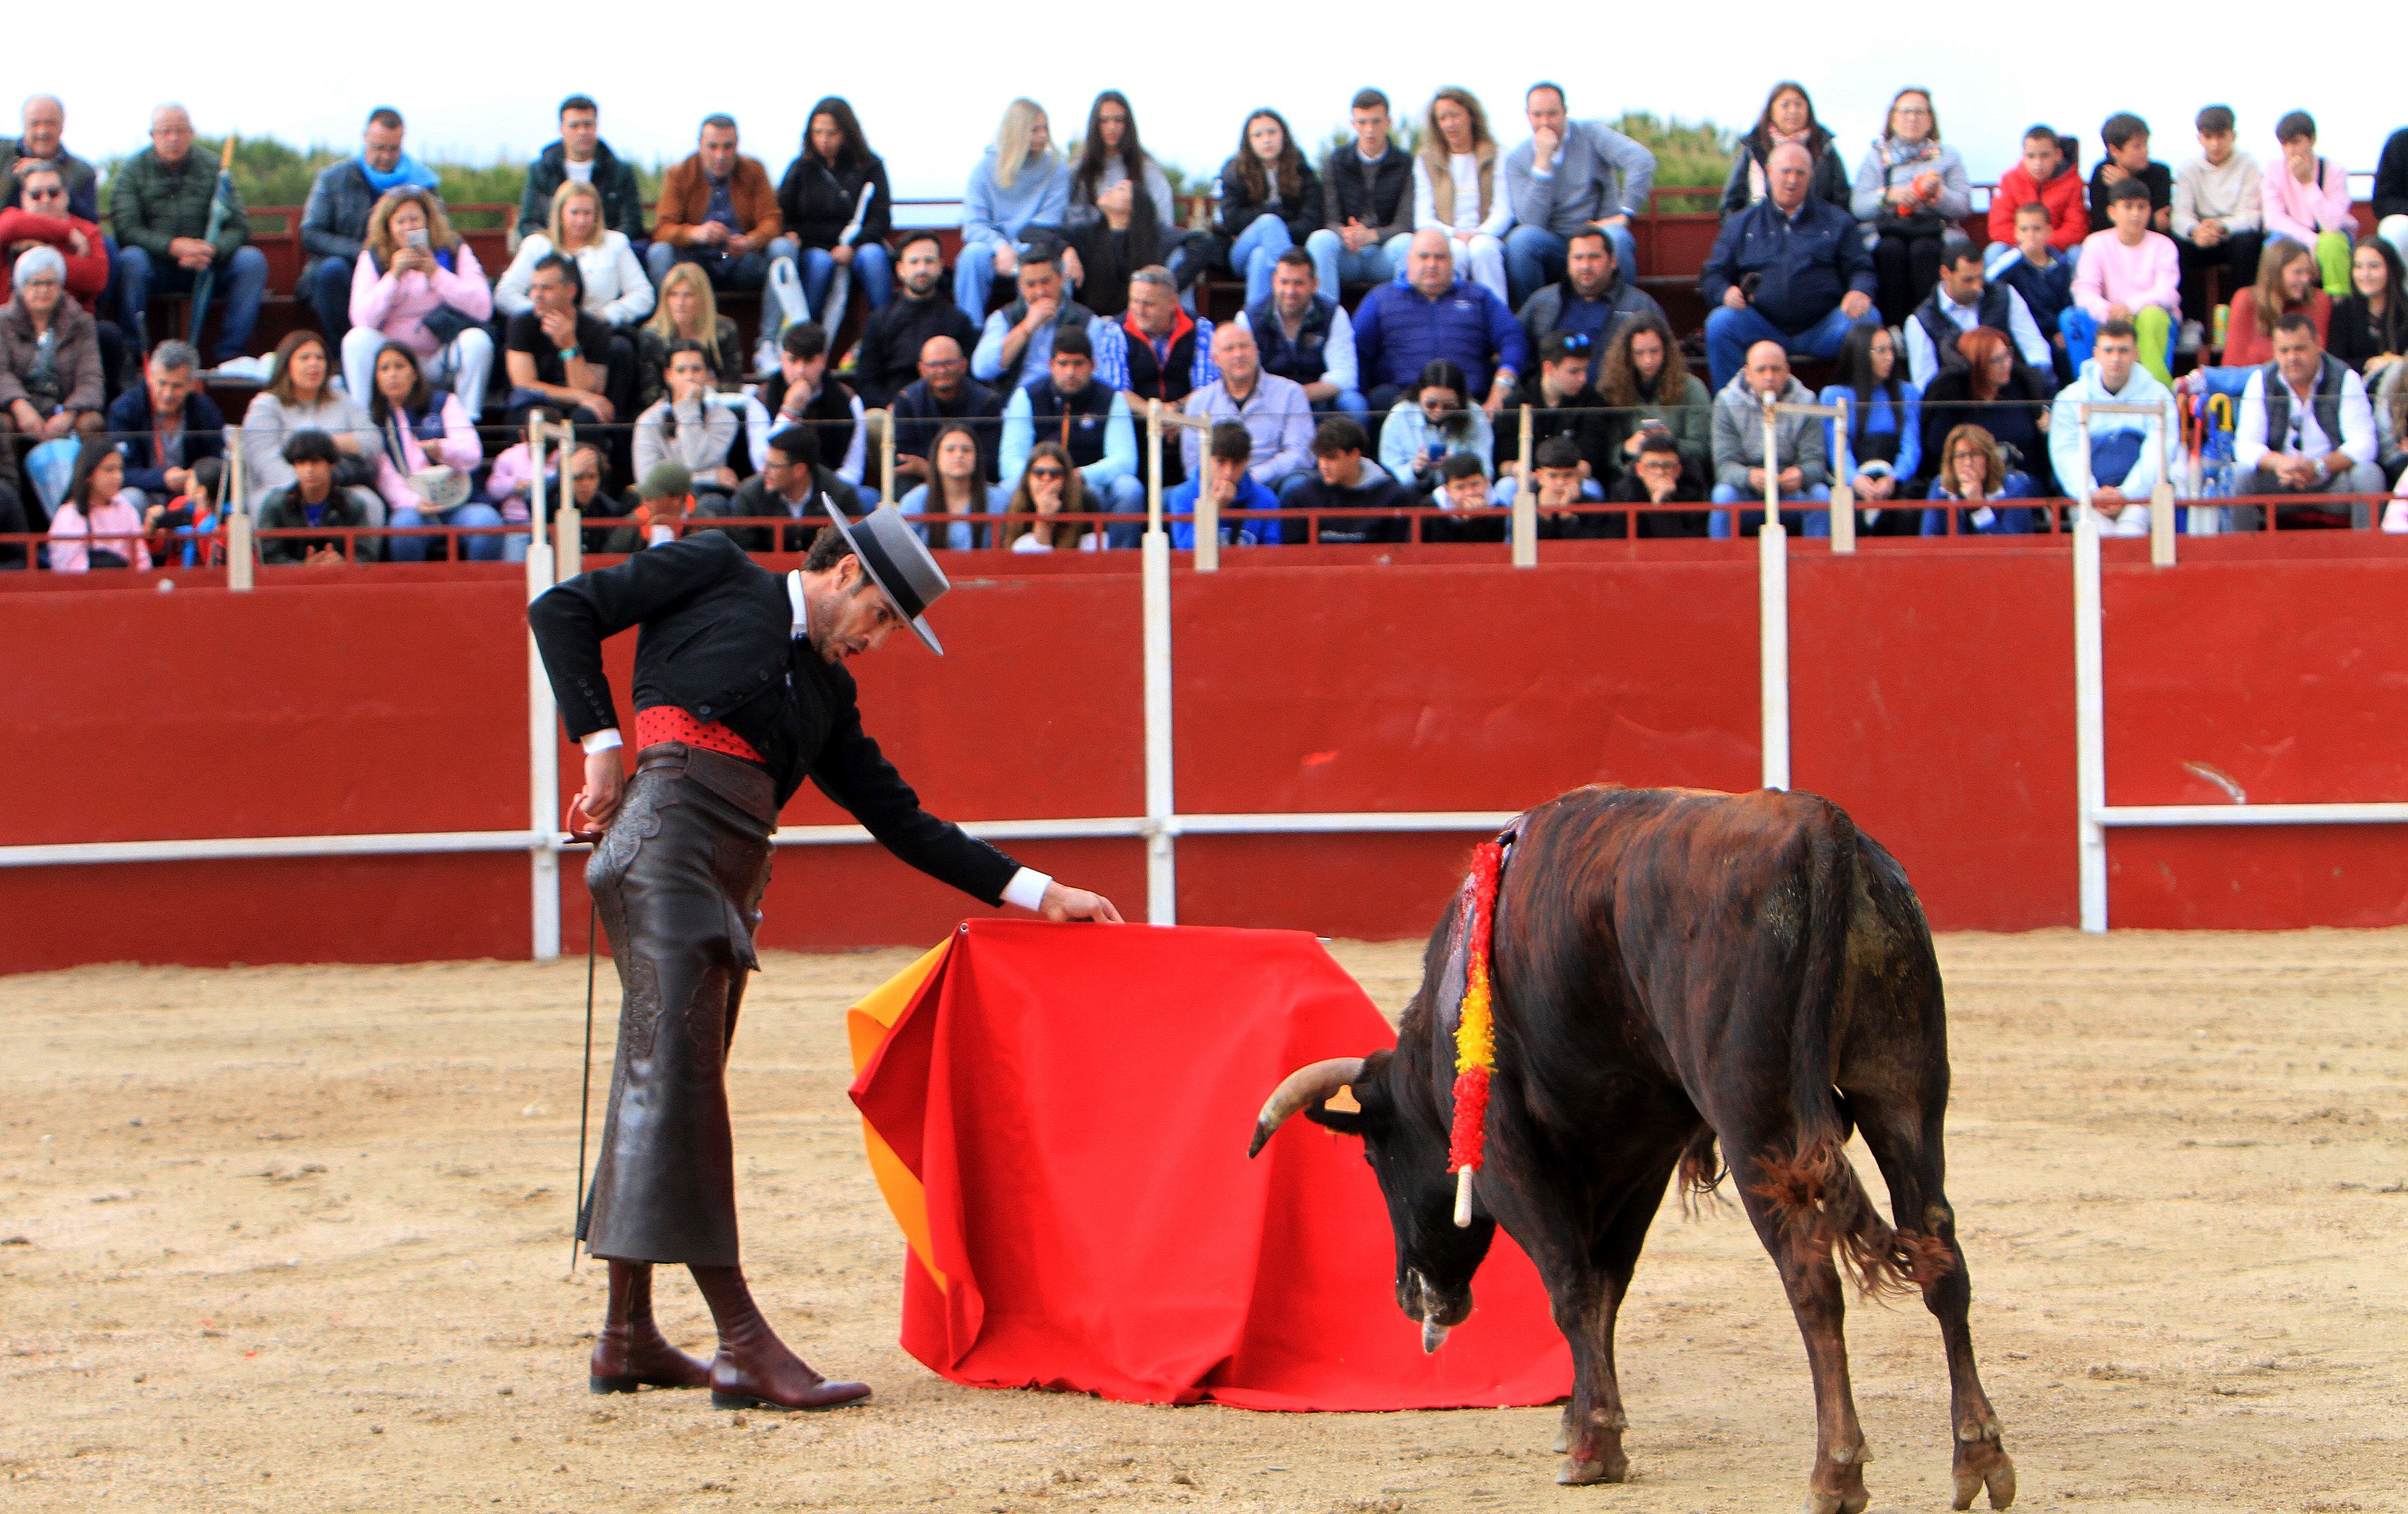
[2177, 320, 2205, 354]
[752, 335, 782, 380]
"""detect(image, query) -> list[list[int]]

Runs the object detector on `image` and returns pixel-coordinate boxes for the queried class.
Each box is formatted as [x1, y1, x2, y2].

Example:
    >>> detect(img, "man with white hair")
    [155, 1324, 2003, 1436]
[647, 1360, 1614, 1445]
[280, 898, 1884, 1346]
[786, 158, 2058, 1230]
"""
[111, 103, 268, 360]
[1, 96, 101, 220]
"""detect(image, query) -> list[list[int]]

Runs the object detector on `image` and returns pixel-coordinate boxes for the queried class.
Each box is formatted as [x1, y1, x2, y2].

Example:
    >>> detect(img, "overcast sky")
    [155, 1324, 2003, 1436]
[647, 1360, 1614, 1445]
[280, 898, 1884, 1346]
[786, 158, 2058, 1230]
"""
[19, 1, 2397, 207]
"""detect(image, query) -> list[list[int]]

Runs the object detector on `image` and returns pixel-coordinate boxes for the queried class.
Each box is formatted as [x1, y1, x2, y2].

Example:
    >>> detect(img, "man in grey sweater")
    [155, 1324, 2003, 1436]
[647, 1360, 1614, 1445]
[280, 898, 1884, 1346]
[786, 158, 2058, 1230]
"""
[1708, 340, 1830, 536]
[1502, 83, 1655, 307]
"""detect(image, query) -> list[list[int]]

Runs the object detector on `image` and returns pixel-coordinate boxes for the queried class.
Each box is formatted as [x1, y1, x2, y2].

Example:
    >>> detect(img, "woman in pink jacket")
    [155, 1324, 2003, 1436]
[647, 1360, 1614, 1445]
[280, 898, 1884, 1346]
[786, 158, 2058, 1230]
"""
[365, 339, 498, 562]
[342, 188, 494, 421]
[47, 435, 150, 570]
[2262, 111, 2356, 297]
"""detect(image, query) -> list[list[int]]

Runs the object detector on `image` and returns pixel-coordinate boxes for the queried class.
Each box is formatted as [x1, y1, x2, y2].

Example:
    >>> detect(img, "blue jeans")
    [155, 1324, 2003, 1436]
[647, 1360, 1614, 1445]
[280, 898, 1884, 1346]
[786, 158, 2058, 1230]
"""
[1302, 228, 1412, 303]
[1094, 471, 1151, 549]
[302, 255, 352, 343]
[388, 501, 506, 562]
[1703, 301, 1872, 390]
[801, 241, 894, 317]
[1503, 224, 1640, 309]
[1228, 217, 1294, 309]
[116, 243, 268, 360]
[1707, 482, 1834, 537]
[644, 236, 797, 292]
[954, 238, 1011, 320]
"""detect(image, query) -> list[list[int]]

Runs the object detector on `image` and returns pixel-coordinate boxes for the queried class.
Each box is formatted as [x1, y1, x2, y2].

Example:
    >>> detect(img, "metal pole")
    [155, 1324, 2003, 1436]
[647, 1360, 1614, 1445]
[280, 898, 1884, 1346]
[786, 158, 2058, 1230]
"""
[1140, 401, 1176, 925]
[1510, 403, 1536, 566]
[1758, 521, 1790, 791]
[2074, 404, 2094, 527]
[226, 511, 254, 589]
[877, 407, 896, 510]
[525, 415, 562, 962]
[1760, 394, 1781, 535]
[2149, 399, 2176, 568]
[2073, 509, 2107, 932]
[1828, 395, 1855, 555]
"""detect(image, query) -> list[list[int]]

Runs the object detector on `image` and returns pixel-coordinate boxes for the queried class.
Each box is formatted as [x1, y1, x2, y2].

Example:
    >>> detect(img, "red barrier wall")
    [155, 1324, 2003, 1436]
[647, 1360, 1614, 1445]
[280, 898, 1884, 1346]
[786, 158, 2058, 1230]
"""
[7, 536, 2408, 971]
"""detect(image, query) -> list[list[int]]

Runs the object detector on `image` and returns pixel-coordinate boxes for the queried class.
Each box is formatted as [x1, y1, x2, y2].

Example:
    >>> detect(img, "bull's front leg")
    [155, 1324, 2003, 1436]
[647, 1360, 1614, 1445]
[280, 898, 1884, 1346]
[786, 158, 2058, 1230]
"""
[1548, 1275, 1632, 1484]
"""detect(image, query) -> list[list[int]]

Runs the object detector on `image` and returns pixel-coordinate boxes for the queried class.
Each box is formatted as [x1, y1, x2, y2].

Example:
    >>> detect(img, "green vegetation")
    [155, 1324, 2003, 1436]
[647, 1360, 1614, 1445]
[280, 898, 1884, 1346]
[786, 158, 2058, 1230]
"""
[93, 116, 1734, 231]
[1609, 112, 1737, 192]
[95, 136, 664, 230]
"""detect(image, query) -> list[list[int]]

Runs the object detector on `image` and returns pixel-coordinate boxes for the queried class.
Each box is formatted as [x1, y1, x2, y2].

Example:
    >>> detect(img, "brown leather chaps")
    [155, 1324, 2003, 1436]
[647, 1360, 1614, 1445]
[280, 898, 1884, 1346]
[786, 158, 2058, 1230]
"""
[579, 742, 775, 1267]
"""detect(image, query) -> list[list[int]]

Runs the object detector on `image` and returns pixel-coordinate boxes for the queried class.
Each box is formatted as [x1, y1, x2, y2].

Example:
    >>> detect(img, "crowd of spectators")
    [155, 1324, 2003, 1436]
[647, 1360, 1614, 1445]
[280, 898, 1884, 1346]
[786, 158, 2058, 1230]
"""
[3, 82, 2407, 569]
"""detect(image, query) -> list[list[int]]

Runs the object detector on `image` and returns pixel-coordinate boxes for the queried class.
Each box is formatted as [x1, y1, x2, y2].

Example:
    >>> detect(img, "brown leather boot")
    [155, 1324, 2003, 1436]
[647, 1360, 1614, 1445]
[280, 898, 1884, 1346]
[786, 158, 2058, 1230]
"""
[589, 1260, 712, 1393]
[691, 1264, 871, 1411]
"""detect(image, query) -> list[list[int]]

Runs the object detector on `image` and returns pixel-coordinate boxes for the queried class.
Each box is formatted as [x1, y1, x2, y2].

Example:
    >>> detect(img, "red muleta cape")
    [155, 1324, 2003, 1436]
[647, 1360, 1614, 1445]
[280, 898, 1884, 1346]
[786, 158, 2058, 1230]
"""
[847, 919, 1569, 1409]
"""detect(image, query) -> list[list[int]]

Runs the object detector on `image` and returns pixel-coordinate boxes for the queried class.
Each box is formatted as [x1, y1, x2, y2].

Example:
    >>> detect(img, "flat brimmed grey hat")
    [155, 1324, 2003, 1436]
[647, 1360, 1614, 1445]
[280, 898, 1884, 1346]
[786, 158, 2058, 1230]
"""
[822, 494, 951, 655]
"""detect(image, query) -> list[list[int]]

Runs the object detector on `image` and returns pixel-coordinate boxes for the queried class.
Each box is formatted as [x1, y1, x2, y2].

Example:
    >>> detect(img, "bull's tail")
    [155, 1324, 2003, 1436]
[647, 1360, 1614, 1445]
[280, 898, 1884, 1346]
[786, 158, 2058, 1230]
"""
[1750, 804, 1953, 1297]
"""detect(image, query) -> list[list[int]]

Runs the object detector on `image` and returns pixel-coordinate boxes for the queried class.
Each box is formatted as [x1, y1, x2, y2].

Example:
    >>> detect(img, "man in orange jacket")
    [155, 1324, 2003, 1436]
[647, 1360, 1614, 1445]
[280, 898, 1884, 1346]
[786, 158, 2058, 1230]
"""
[643, 114, 795, 294]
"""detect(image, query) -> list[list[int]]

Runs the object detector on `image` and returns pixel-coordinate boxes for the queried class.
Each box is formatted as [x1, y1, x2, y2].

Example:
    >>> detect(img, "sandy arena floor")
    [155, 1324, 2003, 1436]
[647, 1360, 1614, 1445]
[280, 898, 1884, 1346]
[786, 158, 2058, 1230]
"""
[3, 929, 2406, 1513]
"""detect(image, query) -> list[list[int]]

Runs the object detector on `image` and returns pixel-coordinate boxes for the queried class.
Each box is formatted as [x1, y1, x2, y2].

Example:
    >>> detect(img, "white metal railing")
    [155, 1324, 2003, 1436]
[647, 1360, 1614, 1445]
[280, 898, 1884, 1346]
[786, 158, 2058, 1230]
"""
[2070, 508, 2408, 932]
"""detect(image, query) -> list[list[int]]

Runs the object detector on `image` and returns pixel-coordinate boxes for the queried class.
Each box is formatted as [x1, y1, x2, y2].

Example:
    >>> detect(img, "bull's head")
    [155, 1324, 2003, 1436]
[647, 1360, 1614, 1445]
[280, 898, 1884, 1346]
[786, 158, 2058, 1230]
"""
[1249, 1050, 1497, 1352]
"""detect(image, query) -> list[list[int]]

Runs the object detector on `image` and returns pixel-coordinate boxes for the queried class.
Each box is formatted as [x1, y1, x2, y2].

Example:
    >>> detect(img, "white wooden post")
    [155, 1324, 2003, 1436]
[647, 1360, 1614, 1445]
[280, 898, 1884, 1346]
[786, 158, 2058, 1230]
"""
[524, 414, 563, 961]
[1828, 394, 1855, 555]
[1140, 405, 1176, 924]
[1759, 523, 1790, 791]
[2073, 509, 2107, 931]
[1510, 403, 1536, 566]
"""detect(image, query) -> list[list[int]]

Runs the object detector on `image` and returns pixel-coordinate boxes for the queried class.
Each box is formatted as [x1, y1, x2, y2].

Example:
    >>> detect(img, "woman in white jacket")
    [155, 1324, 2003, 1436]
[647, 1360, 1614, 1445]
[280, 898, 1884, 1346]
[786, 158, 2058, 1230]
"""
[495, 181, 654, 326]
[633, 341, 741, 513]
[1411, 88, 1512, 300]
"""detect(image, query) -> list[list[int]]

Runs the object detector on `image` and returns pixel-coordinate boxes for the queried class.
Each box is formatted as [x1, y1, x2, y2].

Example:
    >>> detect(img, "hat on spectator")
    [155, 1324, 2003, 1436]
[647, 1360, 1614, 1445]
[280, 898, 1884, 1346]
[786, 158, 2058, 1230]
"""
[637, 461, 693, 501]
[822, 496, 952, 655]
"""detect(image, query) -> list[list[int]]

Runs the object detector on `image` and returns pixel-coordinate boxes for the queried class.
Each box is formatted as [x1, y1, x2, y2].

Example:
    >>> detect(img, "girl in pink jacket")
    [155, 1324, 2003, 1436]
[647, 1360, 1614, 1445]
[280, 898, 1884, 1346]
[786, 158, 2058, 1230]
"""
[2263, 111, 2356, 296]
[342, 188, 495, 421]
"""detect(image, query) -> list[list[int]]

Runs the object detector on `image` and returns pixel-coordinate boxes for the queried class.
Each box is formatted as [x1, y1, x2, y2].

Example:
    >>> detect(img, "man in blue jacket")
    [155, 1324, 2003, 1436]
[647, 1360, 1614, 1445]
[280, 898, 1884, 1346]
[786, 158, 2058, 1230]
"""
[1698, 143, 1877, 389]
[1353, 228, 1529, 415]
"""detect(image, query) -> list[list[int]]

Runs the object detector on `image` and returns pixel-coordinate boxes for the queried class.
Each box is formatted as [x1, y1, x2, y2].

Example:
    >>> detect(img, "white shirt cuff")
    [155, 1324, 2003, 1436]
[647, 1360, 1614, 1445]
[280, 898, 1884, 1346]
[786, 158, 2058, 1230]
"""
[1001, 867, 1053, 912]
[582, 729, 623, 754]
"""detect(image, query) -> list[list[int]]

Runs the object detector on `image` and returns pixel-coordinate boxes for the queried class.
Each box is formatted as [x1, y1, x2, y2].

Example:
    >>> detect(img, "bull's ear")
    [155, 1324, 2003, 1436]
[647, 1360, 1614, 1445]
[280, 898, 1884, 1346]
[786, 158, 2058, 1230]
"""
[1302, 1054, 1389, 1139]
[1303, 1100, 1365, 1137]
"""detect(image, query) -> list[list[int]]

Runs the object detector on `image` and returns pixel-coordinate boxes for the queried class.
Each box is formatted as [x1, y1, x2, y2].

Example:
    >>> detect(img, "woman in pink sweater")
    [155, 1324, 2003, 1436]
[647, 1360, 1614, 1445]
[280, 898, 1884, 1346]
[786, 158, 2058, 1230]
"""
[2262, 111, 2356, 296]
[47, 436, 151, 571]
[2070, 179, 2180, 383]
[343, 188, 494, 424]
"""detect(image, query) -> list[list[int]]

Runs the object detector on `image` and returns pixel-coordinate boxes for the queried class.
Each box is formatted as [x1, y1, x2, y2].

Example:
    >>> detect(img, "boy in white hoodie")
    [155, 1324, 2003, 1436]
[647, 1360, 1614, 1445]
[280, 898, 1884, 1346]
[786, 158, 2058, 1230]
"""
[2048, 317, 2180, 536]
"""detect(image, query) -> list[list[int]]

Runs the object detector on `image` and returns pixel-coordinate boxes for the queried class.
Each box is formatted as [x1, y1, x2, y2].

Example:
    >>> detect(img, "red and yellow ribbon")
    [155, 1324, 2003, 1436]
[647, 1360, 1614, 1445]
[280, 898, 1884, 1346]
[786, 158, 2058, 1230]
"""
[1447, 840, 1504, 1186]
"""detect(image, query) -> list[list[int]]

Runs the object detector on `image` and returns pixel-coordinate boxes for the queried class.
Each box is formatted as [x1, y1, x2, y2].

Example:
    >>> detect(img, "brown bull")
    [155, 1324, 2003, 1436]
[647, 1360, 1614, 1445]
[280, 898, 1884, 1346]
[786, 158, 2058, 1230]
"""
[1251, 786, 2014, 1512]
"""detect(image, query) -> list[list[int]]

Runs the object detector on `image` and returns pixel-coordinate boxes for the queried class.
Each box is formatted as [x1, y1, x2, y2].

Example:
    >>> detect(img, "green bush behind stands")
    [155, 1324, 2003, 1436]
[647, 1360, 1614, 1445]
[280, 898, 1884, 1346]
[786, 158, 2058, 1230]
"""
[93, 113, 1735, 239]
[94, 136, 665, 233]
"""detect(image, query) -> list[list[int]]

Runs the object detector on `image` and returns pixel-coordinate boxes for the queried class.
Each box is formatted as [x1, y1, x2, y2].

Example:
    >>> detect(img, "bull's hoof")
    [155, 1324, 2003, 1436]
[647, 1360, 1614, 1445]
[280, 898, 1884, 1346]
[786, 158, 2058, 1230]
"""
[1804, 1451, 1870, 1514]
[1555, 1450, 1627, 1485]
[1552, 1400, 1575, 1454]
[1951, 1423, 2015, 1510]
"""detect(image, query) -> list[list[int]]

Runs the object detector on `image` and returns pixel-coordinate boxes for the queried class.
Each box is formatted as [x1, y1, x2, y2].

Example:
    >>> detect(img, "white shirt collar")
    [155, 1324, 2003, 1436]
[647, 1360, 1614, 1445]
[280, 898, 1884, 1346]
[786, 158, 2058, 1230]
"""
[787, 570, 808, 640]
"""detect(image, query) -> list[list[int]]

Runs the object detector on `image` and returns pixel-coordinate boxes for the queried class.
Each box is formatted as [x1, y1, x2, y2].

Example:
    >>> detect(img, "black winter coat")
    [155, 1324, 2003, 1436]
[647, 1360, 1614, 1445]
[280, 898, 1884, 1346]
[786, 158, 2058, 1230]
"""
[775, 152, 894, 252]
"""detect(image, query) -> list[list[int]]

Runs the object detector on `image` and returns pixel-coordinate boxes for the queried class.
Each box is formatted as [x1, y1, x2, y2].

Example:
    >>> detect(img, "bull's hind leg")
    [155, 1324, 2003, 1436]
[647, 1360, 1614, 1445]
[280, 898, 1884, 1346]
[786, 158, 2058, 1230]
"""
[1724, 1142, 1871, 1514]
[1545, 1152, 1681, 1485]
[1853, 1096, 2015, 1511]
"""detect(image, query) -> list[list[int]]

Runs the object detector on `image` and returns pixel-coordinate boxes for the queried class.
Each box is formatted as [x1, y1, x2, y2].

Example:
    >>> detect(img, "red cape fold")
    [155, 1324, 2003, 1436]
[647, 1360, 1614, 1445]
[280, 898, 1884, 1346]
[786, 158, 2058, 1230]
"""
[848, 920, 1571, 1409]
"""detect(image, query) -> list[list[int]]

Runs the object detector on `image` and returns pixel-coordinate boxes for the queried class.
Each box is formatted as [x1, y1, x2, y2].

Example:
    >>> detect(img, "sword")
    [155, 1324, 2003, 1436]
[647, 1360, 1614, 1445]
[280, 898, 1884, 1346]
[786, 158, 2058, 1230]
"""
[570, 889, 596, 1275]
[566, 795, 605, 1275]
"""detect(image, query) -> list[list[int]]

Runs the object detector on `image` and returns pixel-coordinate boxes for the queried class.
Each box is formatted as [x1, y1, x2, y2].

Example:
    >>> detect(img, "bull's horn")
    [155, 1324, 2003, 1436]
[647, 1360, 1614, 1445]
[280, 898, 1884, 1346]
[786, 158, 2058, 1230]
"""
[1247, 1057, 1366, 1158]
